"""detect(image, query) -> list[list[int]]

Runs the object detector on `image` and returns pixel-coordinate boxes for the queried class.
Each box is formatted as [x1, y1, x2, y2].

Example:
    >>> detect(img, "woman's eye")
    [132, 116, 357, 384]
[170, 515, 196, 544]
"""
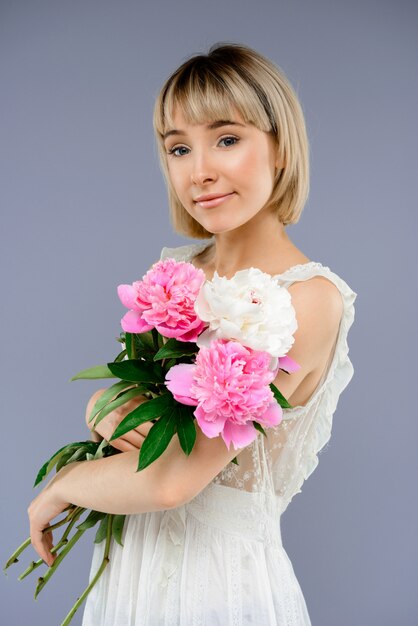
[167, 145, 190, 157]
[219, 136, 239, 147]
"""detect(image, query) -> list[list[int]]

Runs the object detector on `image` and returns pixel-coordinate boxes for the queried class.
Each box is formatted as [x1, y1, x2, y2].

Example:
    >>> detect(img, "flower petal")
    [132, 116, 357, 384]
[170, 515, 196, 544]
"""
[195, 328, 221, 349]
[278, 355, 301, 374]
[222, 420, 257, 451]
[165, 364, 198, 406]
[117, 284, 137, 310]
[256, 401, 283, 427]
[194, 405, 225, 438]
[121, 311, 152, 333]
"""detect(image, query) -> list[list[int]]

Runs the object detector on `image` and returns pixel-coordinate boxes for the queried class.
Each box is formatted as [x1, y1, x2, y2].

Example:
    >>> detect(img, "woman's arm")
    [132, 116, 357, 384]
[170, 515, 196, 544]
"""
[28, 417, 244, 565]
[28, 275, 343, 566]
[27, 442, 182, 566]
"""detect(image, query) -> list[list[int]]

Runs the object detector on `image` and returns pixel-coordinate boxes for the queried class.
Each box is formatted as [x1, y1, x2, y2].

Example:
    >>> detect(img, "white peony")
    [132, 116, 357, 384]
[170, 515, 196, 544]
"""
[195, 267, 298, 365]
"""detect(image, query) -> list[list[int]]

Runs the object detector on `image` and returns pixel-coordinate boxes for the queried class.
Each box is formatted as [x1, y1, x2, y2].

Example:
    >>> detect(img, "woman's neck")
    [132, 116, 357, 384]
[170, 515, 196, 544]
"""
[195, 213, 309, 280]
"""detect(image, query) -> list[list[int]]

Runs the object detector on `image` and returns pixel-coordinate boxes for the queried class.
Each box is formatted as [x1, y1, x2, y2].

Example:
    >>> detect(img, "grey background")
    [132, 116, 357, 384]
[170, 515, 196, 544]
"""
[1, 1, 417, 624]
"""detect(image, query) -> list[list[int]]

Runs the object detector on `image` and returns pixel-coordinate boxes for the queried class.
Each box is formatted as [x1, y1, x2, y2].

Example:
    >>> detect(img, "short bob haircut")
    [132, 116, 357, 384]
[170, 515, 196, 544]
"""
[153, 42, 309, 239]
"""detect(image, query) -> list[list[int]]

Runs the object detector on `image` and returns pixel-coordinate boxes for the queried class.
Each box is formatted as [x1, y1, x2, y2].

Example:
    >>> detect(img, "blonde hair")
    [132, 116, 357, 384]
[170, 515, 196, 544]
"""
[153, 42, 310, 238]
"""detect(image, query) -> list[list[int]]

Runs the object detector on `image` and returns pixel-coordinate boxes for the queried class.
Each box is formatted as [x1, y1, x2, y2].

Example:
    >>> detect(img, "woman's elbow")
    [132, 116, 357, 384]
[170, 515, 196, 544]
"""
[160, 482, 190, 509]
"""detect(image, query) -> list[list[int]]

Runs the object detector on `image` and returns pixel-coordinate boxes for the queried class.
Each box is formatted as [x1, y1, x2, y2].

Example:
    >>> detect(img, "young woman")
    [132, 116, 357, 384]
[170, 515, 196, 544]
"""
[28, 43, 357, 625]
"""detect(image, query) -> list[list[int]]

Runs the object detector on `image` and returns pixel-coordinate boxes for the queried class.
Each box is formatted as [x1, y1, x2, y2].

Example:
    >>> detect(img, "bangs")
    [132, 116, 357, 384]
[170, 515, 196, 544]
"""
[155, 61, 274, 139]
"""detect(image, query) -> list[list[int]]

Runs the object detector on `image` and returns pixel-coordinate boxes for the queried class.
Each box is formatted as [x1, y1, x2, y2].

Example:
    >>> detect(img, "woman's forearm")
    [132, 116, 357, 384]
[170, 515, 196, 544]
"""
[50, 449, 175, 515]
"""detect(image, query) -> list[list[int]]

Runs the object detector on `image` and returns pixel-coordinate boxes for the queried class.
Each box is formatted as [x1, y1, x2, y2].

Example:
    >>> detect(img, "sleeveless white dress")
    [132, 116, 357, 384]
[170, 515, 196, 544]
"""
[82, 241, 357, 626]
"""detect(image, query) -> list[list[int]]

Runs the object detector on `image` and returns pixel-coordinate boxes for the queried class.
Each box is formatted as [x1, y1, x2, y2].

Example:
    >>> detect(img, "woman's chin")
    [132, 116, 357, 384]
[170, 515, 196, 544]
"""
[196, 217, 247, 235]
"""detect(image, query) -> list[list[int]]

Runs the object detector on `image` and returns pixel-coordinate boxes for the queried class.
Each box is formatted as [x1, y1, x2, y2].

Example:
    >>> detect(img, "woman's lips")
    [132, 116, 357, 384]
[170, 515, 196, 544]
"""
[194, 192, 235, 209]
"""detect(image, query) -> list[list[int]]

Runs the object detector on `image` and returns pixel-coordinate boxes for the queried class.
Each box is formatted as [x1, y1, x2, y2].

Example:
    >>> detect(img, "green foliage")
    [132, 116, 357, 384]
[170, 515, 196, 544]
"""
[253, 421, 267, 437]
[125, 331, 156, 360]
[153, 337, 198, 361]
[77, 510, 107, 533]
[92, 386, 147, 429]
[88, 380, 136, 424]
[34, 442, 97, 487]
[70, 365, 116, 381]
[175, 405, 196, 455]
[94, 516, 109, 544]
[270, 382, 292, 409]
[137, 412, 177, 471]
[111, 515, 126, 547]
[107, 359, 164, 384]
[110, 393, 175, 440]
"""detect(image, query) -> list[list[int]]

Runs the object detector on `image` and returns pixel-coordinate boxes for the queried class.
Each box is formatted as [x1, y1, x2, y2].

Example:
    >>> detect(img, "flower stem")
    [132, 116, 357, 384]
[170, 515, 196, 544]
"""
[18, 558, 43, 580]
[60, 515, 114, 625]
[53, 507, 85, 550]
[3, 537, 32, 572]
[34, 527, 86, 598]
[17, 507, 86, 581]
[3, 506, 83, 574]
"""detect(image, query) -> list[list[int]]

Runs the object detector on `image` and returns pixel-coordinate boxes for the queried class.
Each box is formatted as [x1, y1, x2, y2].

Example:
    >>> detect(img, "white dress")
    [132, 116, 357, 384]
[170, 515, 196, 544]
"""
[82, 241, 357, 626]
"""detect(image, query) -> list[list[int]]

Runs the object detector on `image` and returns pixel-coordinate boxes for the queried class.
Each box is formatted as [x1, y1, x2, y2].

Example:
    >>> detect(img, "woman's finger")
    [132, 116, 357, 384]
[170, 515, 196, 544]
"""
[28, 490, 70, 567]
[106, 426, 152, 452]
[95, 416, 154, 447]
[111, 438, 140, 452]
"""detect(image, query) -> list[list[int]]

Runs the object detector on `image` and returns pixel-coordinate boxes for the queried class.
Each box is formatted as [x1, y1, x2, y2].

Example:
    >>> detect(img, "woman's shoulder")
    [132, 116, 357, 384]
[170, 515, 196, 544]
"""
[275, 258, 357, 310]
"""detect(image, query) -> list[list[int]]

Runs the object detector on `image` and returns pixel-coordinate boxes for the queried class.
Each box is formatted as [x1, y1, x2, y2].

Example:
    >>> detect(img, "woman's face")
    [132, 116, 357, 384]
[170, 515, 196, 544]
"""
[163, 107, 280, 234]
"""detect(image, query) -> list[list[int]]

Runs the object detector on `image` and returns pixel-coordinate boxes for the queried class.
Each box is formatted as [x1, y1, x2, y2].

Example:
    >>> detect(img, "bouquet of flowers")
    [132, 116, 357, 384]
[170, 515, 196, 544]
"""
[4, 257, 300, 625]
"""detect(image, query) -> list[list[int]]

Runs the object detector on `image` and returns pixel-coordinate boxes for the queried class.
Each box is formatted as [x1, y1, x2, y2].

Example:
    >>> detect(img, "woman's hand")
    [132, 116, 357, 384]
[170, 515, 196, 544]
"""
[85, 389, 154, 452]
[27, 472, 72, 567]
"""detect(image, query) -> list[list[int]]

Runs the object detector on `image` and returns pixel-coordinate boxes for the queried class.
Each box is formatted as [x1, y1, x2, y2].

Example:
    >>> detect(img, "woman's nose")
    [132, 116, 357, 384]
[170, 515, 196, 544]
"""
[190, 151, 218, 186]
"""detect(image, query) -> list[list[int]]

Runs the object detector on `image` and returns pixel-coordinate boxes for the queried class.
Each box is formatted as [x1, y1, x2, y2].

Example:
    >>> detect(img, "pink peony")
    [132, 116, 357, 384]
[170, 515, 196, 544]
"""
[117, 258, 207, 342]
[277, 354, 301, 374]
[165, 339, 283, 451]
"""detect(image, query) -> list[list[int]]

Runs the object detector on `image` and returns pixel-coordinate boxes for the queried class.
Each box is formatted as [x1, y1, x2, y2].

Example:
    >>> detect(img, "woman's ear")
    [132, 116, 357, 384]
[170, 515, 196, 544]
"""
[275, 147, 286, 172]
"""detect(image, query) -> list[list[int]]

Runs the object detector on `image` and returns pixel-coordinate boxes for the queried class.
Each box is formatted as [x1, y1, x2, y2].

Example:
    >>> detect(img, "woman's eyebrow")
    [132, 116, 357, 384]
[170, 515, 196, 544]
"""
[163, 120, 245, 140]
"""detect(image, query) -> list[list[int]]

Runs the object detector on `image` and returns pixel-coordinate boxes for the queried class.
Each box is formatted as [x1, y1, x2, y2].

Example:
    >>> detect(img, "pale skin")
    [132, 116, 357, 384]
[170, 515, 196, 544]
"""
[27, 107, 343, 567]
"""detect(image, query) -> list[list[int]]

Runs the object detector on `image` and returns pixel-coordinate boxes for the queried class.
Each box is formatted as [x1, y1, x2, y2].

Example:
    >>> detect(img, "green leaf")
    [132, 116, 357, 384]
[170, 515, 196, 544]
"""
[93, 386, 147, 429]
[33, 441, 97, 486]
[34, 445, 68, 487]
[77, 510, 106, 532]
[111, 515, 126, 547]
[94, 387, 145, 427]
[137, 411, 177, 471]
[94, 516, 109, 544]
[51, 442, 97, 472]
[125, 331, 156, 360]
[124, 333, 135, 359]
[136, 330, 157, 352]
[110, 393, 174, 440]
[253, 421, 267, 437]
[71, 364, 116, 381]
[56, 448, 80, 472]
[153, 338, 198, 361]
[107, 360, 164, 383]
[101, 442, 122, 459]
[93, 438, 116, 460]
[270, 382, 292, 409]
[64, 446, 91, 465]
[151, 328, 162, 351]
[88, 380, 136, 424]
[176, 405, 196, 456]
[231, 456, 239, 465]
